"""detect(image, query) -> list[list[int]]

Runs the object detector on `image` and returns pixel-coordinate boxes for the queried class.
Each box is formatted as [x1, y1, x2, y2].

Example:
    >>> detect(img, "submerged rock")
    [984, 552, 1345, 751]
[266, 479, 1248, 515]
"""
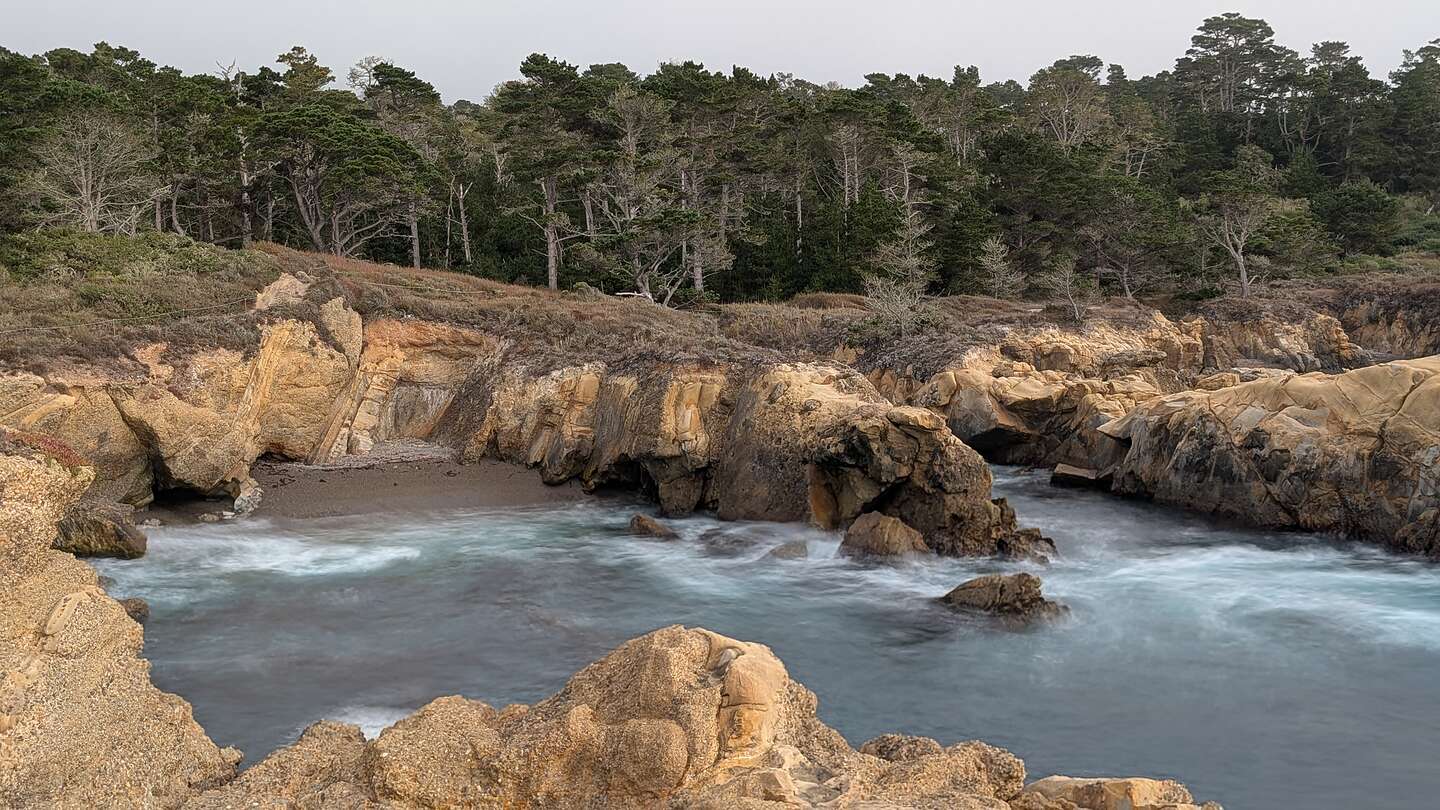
[840, 512, 929, 559]
[628, 513, 678, 539]
[765, 539, 810, 560]
[54, 500, 148, 559]
[940, 573, 1067, 625]
[996, 528, 1058, 564]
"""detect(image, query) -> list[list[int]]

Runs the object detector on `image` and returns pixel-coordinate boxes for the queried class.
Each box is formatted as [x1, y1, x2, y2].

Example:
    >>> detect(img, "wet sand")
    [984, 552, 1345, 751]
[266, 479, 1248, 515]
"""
[143, 441, 587, 523]
[252, 444, 586, 519]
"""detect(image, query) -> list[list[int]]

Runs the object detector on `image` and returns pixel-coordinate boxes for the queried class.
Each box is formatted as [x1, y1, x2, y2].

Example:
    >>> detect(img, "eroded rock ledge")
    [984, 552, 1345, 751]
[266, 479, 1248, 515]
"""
[3, 273, 1034, 557]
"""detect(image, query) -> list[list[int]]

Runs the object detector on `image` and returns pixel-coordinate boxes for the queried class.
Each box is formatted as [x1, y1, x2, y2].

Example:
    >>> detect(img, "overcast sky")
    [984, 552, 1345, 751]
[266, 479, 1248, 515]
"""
[7, 1, 1439, 102]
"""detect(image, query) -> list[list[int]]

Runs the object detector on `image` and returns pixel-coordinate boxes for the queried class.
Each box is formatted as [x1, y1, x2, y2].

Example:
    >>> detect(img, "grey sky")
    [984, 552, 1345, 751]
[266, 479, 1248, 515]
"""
[7, 1, 1439, 102]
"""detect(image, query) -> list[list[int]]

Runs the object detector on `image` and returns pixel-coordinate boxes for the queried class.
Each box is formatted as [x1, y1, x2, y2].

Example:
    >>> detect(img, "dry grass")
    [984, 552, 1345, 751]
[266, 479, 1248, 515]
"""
[787, 291, 869, 310]
[0, 230, 280, 374]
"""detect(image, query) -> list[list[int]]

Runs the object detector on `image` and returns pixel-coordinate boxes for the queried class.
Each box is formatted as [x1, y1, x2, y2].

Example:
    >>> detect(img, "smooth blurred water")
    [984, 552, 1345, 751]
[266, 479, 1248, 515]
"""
[96, 467, 1440, 809]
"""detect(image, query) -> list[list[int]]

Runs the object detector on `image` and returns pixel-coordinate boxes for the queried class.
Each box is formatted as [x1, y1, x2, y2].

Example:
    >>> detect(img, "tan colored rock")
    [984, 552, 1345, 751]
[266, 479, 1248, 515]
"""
[1, 430, 236, 808]
[859, 733, 945, 762]
[0, 373, 153, 505]
[253, 272, 311, 310]
[939, 574, 1067, 625]
[1019, 775, 1221, 810]
[1103, 357, 1440, 557]
[630, 513, 679, 539]
[189, 625, 1046, 809]
[840, 512, 929, 558]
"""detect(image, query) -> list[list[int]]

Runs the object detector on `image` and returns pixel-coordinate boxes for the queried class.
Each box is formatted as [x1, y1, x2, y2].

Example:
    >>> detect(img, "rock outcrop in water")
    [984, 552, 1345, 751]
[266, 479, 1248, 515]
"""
[1101, 357, 1440, 558]
[939, 573, 1067, 625]
[2, 271, 1027, 557]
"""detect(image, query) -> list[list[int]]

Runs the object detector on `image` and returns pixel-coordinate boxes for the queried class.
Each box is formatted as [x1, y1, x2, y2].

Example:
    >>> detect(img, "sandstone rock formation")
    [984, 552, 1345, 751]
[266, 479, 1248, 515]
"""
[1015, 775, 1221, 810]
[441, 361, 1028, 557]
[0, 430, 237, 808]
[840, 512, 929, 558]
[1, 439, 1216, 808]
[1101, 357, 1440, 557]
[939, 573, 1067, 625]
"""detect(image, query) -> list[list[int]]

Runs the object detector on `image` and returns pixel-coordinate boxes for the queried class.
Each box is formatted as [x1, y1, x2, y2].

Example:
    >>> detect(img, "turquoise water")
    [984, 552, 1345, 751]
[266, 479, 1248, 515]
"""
[97, 467, 1440, 809]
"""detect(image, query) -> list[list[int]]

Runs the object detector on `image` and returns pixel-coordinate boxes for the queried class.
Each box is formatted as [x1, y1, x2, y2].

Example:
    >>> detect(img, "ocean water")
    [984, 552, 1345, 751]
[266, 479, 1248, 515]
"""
[96, 467, 1440, 809]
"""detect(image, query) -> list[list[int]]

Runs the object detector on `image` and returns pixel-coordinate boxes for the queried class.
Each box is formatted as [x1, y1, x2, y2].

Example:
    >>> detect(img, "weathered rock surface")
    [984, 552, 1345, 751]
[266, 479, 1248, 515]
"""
[840, 512, 929, 558]
[1016, 775, 1221, 810]
[940, 574, 1067, 625]
[2, 437, 1215, 808]
[1101, 357, 1440, 557]
[0, 430, 237, 808]
[54, 500, 147, 558]
[629, 513, 679, 539]
[442, 361, 1028, 556]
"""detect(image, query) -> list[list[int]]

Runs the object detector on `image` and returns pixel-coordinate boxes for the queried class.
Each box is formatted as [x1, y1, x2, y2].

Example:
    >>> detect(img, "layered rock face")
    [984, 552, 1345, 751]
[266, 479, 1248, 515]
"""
[0, 431, 236, 808]
[1102, 357, 1440, 557]
[897, 305, 1366, 473]
[437, 359, 1025, 555]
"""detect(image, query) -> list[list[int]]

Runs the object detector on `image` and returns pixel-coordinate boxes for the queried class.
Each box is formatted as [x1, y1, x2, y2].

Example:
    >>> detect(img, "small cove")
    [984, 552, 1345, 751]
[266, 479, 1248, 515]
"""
[96, 466, 1440, 809]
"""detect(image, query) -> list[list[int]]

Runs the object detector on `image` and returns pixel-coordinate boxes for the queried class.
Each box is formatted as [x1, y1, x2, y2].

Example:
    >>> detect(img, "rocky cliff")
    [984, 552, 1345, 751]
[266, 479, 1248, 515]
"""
[2, 263, 1032, 557]
[1100, 357, 1440, 557]
[0, 429, 237, 807]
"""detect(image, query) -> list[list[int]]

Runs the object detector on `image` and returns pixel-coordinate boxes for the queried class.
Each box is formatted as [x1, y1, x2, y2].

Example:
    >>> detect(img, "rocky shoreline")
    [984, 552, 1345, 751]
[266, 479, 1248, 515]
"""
[1, 434, 1219, 808]
[6, 243, 1440, 807]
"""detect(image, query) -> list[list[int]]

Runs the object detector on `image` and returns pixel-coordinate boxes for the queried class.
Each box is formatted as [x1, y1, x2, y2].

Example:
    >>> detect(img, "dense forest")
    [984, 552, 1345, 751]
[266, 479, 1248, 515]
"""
[2, 13, 1439, 310]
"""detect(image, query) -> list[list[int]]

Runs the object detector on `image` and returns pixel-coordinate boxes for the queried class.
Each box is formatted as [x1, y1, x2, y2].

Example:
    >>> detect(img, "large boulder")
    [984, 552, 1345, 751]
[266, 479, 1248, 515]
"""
[940, 573, 1067, 625]
[811, 405, 1025, 557]
[840, 512, 929, 558]
[1101, 357, 1440, 557]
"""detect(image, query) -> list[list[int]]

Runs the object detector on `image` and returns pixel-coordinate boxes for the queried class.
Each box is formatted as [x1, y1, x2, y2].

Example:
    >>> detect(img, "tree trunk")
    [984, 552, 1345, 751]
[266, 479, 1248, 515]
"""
[541, 176, 560, 290]
[459, 199, 472, 264]
[408, 200, 421, 269]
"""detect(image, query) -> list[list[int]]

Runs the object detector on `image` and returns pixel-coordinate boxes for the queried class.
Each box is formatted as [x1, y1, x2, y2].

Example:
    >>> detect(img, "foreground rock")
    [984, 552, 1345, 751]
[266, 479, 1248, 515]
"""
[1101, 357, 1440, 557]
[940, 573, 1067, 625]
[840, 512, 929, 558]
[0, 429, 237, 807]
[1016, 775, 1221, 810]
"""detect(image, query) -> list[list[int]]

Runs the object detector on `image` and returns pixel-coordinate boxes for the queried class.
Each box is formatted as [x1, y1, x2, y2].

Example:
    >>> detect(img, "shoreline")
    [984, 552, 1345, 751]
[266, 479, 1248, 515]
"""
[145, 441, 589, 523]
